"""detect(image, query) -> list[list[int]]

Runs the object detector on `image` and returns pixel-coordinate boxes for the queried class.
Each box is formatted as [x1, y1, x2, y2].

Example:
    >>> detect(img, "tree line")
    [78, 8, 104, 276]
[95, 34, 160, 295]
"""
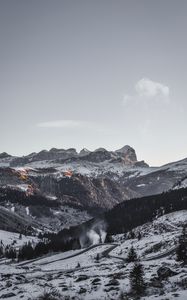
[105, 187, 187, 234]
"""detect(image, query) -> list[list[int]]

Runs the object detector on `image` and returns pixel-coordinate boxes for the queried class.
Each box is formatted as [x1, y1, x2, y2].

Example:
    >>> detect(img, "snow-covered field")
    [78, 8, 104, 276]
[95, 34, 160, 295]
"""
[0, 211, 187, 299]
[0, 229, 38, 248]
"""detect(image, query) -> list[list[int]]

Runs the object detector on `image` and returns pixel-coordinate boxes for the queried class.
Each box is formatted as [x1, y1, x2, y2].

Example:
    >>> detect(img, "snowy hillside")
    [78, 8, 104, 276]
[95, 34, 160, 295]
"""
[0, 229, 38, 247]
[0, 210, 186, 299]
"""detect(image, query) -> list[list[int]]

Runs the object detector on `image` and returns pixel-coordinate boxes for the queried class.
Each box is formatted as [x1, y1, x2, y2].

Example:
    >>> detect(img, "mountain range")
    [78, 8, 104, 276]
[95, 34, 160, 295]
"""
[0, 145, 187, 232]
[0, 146, 187, 300]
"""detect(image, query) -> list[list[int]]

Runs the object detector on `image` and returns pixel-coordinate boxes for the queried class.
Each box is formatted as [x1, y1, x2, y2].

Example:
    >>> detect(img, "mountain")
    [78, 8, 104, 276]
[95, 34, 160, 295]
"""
[0, 146, 187, 300]
[0, 145, 187, 232]
[1, 146, 187, 201]
[0, 152, 11, 159]
[0, 145, 147, 211]
[0, 205, 34, 233]
[105, 187, 187, 235]
[7, 145, 145, 166]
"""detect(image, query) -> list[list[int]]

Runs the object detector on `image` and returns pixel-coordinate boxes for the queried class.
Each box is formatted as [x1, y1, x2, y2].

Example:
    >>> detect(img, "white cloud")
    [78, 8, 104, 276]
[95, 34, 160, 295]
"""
[123, 78, 170, 105]
[37, 120, 88, 128]
[135, 78, 170, 98]
[36, 120, 114, 134]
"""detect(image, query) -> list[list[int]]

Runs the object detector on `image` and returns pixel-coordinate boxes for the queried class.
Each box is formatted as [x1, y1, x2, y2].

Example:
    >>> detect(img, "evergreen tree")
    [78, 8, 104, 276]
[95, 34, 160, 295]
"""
[0, 245, 3, 257]
[18, 242, 34, 261]
[127, 246, 138, 263]
[128, 230, 135, 239]
[38, 232, 43, 239]
[5, 246, 16, 260]
[137, 232, 142, 241]
[176, 225, 187, 264]
[34, 242, 48, 257]
[105, 233, 113, 243]
[129, 262, 145, 297]
[95, 253, 100, 263]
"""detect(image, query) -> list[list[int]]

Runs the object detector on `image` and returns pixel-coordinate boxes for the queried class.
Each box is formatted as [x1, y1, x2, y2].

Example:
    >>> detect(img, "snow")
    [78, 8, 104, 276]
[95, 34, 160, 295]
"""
[31, 244, 113, 271]
[174, 178, 187, 189]
[0, 229, 38, 247]
[111, 211, 187, 260]
[10, 206, 15, 213]
[25, 206, 29, 216]
[0, 211, 186, 299]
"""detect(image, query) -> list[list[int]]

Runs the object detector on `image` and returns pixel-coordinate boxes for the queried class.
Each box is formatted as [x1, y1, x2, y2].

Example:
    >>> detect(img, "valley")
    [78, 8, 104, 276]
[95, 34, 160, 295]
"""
[0, 146, 187, 299]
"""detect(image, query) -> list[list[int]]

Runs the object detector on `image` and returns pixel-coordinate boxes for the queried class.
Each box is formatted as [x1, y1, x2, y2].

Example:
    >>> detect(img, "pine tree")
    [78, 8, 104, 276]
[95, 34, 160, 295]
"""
[38, 232, 43, 239]
[127, 246, 138, 262]
[105, 233, 113, 243]
[95, 253, 100, 263]
[137, 232, 142, 241]
[129, 230, 135, 239]
[18, 242, 34, 261]
[0, 245, 3, 257]
[176, 225, 187, 264]
[129, 262, 145, 296]
[5, 246, 16, 260]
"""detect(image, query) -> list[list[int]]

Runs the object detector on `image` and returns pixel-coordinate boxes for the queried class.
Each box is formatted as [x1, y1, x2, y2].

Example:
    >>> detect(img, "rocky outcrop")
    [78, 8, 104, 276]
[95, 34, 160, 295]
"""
[10, 148, 78, 166]
[157, 266, 177, 279]
[9, 145, 143, 167]
[1, 145, 187, 215]
[79, 148, 91, 156]
[0, 152, 11, 159]
[31, 173, 136, 209]
[115, 145, 137, 163]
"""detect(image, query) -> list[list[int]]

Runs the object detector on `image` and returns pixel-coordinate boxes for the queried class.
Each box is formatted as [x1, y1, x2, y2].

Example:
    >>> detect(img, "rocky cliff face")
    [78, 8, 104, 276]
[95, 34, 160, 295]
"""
[115, 145, 137, 162]
[0, 152, 11, 159]
[0, 146, 187, 223]
[8, 145, 146, 167]
[32, 173, 137, 209]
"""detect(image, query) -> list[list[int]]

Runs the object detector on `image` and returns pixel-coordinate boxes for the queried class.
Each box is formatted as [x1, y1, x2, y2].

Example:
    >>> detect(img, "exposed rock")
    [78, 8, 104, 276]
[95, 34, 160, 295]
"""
[105, 278, 120, 286]
[81, 149, 112, 163]
[92, 278, 101, 285]
[149, 277, 163, 288]
[0, 152, 11, 159]
[78, 287, 87, 294]
[79, 148, 91, 156]
[157, 266, 177, 280]
[9, 145, 140, 166]
[115, 145, 137, 163]
[76, 274, 89, 282]
[0, 292, 16, 298]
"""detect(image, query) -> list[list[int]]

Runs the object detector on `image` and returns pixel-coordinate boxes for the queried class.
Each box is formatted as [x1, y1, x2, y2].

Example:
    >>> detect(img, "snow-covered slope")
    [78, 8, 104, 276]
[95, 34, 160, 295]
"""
[111, 210, 187, 258]
[0, 210, 186, 299]
[0, 229, 38, 248]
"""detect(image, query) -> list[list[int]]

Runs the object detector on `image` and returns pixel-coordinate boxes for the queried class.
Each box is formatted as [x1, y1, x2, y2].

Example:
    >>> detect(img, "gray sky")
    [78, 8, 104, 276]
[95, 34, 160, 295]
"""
[0, 0, 187, 166]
